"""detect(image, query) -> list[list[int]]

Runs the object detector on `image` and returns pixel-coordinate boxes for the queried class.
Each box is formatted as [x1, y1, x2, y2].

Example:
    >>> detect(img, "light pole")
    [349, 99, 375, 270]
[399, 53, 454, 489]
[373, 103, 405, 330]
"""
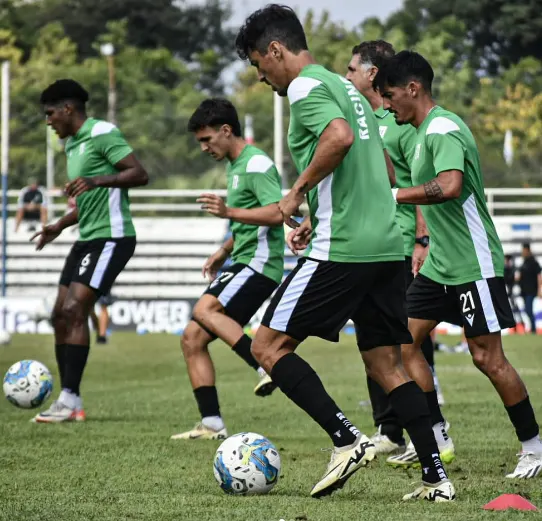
[100, 43, 117, 124]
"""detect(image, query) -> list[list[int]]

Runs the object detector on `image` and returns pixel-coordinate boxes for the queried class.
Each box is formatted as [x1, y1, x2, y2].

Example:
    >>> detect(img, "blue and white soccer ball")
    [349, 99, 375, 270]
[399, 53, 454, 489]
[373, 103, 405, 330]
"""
[3, 360, 53, 409]
[213, 432, 281, 495]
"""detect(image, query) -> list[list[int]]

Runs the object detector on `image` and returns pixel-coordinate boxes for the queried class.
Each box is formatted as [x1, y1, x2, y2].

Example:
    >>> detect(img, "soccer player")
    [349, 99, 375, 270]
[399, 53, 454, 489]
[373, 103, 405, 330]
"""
[170, 98, 285, 441]
[346, 41, 449, 456]
[374, 50, 542, 479]
[30, 79, 148, 422]
[236, 5, 455, 501]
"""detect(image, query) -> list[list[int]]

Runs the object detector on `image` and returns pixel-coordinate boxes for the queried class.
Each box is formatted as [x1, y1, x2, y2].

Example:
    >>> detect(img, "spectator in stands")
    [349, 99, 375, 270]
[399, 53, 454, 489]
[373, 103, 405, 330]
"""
[504, 254, 522, 328]
[15, 178, 48, 232]
[518, 244, 541, 334]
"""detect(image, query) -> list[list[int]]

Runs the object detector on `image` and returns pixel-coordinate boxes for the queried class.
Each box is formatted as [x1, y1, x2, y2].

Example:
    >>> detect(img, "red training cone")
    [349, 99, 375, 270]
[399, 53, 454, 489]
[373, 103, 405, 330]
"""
[483, 494, 538, 511]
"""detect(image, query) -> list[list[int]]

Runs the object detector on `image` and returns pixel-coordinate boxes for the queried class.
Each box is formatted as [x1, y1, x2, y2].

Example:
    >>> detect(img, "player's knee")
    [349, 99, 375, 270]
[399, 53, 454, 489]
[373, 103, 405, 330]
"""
[472, 347, 507, 378]
[181, 327, 205, 358]
[61, 299, 86, 327]
[50, 307, 66, 331]
[250, 337, 267, 365]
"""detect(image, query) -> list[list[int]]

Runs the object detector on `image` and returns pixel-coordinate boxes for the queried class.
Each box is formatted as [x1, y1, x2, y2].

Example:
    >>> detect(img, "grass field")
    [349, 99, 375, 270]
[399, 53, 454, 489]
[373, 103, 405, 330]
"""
[1, 332, 542, 521]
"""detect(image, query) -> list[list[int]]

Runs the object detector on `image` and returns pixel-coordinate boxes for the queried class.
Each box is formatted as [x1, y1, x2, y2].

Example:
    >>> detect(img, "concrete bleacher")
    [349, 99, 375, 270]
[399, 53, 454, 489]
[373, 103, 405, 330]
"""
[3, 215, 542, 301]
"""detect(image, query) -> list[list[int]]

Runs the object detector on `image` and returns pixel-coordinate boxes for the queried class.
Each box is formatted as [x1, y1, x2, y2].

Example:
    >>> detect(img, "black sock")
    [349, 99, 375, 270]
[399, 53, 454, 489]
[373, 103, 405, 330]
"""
[63, 344, 90, 396]
[506, 396, 540, 442]
[425, 390, 445, 425]
[232, 334, 259, 370]
[421, 336, 435, 369]
[271, 352, 358, 447]
[367, 375, 404, 444]
[193, 386, 221, 418]
[55, 343, 67, 388]
[390, 382, 448, 484]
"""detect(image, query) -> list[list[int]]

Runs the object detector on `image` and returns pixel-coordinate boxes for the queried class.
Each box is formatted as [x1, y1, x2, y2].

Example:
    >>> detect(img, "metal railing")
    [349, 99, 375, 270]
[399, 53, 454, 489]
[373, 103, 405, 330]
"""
[4, 187, 542, 217]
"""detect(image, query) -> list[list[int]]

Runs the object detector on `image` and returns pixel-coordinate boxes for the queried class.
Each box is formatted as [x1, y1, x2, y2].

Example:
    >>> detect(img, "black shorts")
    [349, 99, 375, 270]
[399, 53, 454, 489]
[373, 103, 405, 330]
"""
[59, 237, 136, 296]
[261, 257, 413, 350]
[407, 274, 515, 338]
[202, 263, 278, 328]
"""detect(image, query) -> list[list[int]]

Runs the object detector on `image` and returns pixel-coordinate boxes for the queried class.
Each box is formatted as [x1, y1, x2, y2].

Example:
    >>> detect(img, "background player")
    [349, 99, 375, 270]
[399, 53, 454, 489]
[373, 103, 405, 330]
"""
[236, 5, 454, 501]
[31, 79, 148, 423]
[171, 98, 285, 440]
[346, 39, 446, 456]
[375, 51, 542, 479]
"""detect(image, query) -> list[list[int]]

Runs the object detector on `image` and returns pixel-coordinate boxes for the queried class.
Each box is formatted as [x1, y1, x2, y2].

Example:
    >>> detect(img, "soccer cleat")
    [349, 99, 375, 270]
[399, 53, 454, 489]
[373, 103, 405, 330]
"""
[402, 479, 456, 502]
[96, 335, 108, 345]
[387, 439, 456, 469]
[310, 434, 376, 498]
[254, 373, 276, 397]
[170, 422, 228, 440]
[31, 400, 76, 423]
[74, 409, 86, 422]
[506, 452, 542, 479]
[370, 426, 406, 455]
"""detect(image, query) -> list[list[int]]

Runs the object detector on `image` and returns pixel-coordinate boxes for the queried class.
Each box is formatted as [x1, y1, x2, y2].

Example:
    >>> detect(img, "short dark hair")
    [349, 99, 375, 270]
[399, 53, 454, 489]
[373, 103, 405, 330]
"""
[373, 50, 434, 94]
[187, 98, 242, 137]
[40, 79, 89, 111]
[522, 243, 532, 250]
[351, 40, 395, 70]
[235, 4, 308, 60]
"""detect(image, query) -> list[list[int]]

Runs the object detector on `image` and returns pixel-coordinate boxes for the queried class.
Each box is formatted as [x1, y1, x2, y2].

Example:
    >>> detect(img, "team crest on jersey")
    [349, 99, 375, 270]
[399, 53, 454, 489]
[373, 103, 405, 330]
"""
[232, 175, 239, 189]
[379, 126, 388, 139]
[414, 143, 421, 160]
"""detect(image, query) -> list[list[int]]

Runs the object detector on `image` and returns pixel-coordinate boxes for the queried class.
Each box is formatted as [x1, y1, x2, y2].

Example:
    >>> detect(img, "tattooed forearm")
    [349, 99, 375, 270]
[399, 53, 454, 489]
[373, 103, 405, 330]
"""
[423, 179, 444, 202]
[298, 182, 309, 194]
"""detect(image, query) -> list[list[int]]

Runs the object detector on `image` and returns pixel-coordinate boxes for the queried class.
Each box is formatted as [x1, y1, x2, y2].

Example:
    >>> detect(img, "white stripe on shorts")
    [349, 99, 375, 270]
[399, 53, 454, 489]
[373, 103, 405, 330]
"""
[269, 259, 319, 331]
[475, 279, 500, 332]
[218, 267, 254, 307]
[89, 241, 116, 290]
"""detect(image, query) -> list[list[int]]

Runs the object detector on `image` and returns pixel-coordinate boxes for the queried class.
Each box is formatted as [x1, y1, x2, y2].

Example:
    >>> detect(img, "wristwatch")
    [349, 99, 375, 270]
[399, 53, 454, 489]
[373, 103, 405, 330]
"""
[415, 236, 430, 248]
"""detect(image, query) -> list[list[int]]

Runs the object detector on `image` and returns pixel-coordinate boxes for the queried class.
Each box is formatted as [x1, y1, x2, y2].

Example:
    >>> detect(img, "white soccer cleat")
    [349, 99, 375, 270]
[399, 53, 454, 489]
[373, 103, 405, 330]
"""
[310, 434, 376, 498]
[370, 426, 405, 455]
[170, 422, 228, 440]
[254, 373, 277, 397]
[387, 439, 456, 468]
[31, 400, 76, 423]
[402, 480, 456, 502]
[506, 452, 542, 479]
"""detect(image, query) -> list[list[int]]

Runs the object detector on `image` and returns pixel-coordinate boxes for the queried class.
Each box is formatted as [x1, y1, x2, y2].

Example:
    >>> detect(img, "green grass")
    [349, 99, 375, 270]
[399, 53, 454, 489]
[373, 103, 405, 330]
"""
[1, 333, 542, 521]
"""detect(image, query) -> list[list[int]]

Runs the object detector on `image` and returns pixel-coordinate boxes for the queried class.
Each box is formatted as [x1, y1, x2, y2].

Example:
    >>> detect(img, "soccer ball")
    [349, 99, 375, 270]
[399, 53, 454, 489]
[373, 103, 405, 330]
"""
[0, 330, 11, 345]
[3, 360, 53, 409]
[213, 432, 281, 495]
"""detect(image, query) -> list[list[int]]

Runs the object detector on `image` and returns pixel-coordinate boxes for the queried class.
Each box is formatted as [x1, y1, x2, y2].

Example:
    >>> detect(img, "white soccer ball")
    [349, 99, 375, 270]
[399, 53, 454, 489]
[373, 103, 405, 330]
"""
[213, 432, 281, 495]
[0, 330, 11, 345]
[3, 360, 53, 409]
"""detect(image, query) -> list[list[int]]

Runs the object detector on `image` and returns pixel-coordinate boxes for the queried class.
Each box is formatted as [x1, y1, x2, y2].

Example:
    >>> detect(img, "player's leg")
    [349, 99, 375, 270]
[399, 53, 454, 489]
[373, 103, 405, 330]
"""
[51, 285, 69, 388]
[254, 258, 376, 498]
[354, 261, 454, 502]
[98, 304, 110, 340]
[170, 320, 228, 440]
[387, 274, 457, 468]
[458, 278, 542, 478]
[193, 264, 279, 397]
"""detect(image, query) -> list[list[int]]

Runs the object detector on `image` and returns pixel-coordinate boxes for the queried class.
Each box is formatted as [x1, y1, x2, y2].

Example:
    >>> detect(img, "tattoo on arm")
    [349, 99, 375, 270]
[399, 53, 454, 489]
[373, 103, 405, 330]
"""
[298, 182, 309, 194]
[423, 179, 444, 202]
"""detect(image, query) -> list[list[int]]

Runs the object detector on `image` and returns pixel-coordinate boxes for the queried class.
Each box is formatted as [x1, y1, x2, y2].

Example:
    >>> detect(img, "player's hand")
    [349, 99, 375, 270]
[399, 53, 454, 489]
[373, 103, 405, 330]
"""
[65, 177, 97, 198]
[287, 219, 312, 255]
[197, 193, 229, 219]
[30, 224, 62, 251]
[412, 243, 429, 276]
[202, 248, 229, 282]
[278, 190, 304, 229]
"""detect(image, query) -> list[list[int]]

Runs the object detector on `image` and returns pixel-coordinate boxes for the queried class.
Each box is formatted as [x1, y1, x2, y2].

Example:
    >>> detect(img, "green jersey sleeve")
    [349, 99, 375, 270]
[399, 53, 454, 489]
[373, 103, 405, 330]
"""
[426, 118, 465, 175]
[246, 155, 282, 207]
[289, 78, 346, 138]
[92, 123, 133, 166]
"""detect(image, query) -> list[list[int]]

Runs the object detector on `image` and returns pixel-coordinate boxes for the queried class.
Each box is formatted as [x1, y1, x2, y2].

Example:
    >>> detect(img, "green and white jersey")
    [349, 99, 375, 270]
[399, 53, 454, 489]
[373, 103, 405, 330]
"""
[227, 145, 285, 284]
[65, 118, 135, 241]
[411, 107, 504, 285]
[375, 107, 417, 257]
[287, 65, 404, 263]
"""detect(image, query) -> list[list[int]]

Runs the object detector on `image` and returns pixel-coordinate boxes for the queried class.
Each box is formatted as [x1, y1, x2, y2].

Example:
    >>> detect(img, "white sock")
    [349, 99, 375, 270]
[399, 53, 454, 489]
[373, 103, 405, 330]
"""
[432, 421, 451, 449]
[75, 395, 83, 411]
[59, 389, 77, 409]
[257, 367, 267, 378]
[202, 416, 225, 431]
[521, 435, 542, 454]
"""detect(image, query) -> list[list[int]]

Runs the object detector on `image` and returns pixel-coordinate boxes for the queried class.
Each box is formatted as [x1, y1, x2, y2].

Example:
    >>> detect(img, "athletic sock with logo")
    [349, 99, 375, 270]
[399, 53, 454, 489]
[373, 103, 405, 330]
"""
[232, 334, 259, 370]
[270, 352, 359, 447]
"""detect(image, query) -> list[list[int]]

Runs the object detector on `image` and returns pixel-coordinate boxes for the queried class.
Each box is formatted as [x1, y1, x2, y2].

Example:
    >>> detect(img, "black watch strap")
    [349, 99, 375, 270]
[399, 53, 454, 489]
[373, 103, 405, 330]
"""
[415, 236, 430, 247]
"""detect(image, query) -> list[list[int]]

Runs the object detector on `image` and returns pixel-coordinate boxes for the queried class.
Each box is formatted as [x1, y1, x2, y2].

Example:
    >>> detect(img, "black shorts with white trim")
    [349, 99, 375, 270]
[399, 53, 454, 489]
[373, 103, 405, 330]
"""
[59, 237, 136, 296]
[202, 263, 278, 328]
[407, 273, 515, 338]
[261, 257, 413, 350]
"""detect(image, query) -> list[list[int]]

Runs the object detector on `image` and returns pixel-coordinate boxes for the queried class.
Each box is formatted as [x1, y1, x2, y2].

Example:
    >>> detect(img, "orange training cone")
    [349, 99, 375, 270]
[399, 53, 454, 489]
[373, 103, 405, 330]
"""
[483, 494, 538, 511]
